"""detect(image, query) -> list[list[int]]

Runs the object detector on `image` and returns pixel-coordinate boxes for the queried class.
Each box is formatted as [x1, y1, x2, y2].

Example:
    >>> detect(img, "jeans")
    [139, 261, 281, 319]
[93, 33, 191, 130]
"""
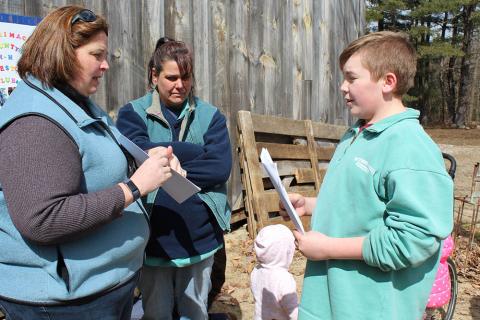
[139, 256, 214, 320]
[0, 273, 138, 320]
[208, 246, 226, 309]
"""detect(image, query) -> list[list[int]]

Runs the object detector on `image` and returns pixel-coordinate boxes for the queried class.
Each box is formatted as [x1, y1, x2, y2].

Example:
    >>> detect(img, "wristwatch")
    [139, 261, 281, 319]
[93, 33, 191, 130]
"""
[124, 178, 141, 201]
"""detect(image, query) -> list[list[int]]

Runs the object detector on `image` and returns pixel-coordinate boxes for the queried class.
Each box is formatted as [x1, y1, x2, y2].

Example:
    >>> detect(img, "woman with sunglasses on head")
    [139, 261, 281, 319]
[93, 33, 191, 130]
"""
[116, 37, 232, 320]
[0, 6, 181, 320]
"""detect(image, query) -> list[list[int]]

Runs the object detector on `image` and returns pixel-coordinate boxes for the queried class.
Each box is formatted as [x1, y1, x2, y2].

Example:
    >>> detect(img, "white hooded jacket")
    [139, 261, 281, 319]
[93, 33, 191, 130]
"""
[251, 224, 298, 320]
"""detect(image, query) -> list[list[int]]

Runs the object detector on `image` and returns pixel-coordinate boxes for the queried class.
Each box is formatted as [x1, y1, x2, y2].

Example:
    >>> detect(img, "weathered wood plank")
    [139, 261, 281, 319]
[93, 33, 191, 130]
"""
[294, 168, 315, 183]
[209, 0, 229, 114]
[260, 160, 311, 178]
[239, 142, 258, 237]
[257, 190, 316, 213]
[192, 0, 210, 102]
[293, 0, 314, 120]
[106, 1, 143, 112]
[237, 111, 267, 230]
[312, 0, 330, 122]
[228, 0, 249, 114]
[316, 145, 336, 160]
[230, 208, 247, 224]
[256, 141, 335, 161]
[228, 0, 250, 213]
[251, 113, 307, 136]
[303, 167, 327, 183]
[312, 122, 347, 140]
[246, 0, 265, 115]
[287, 185, 317, 194]
[281, 0, 294, 119]
[165, 0, 193, 46]
[305, 120, 321, 188]
[142, 0, 165, 75]
[256, 142, 310, 160]
[1, 0, 26, 15]
[291, 0, 302, 120]
[262, 0, 281, 116]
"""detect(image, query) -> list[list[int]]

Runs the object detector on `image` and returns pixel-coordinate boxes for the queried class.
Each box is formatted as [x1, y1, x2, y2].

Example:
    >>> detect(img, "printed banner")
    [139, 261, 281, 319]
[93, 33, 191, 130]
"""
[0, 13, 40, 104]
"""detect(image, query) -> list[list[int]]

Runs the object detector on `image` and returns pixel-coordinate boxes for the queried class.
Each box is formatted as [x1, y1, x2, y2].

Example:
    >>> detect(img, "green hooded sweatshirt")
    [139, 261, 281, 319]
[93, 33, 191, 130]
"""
[299, 108, 453, 320]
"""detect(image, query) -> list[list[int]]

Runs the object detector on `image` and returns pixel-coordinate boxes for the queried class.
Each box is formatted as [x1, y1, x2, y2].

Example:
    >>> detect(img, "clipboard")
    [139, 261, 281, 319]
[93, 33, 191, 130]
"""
[118, 134, 201, 203]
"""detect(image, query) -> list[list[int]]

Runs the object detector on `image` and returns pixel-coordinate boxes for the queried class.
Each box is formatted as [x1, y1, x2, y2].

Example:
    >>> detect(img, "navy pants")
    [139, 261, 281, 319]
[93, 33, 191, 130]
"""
[0, 274, 138, 320]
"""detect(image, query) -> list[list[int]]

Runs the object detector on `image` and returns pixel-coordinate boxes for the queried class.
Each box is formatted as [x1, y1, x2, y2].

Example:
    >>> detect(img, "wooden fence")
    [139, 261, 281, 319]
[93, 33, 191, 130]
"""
[0, 0, 365, 212]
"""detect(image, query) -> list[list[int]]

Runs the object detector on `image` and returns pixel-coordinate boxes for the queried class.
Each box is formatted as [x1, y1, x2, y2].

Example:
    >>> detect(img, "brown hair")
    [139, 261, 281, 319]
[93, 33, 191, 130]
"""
[339, 31, 417, 96]
[17, 5, 108, 88]
[148, 37, 195, 102]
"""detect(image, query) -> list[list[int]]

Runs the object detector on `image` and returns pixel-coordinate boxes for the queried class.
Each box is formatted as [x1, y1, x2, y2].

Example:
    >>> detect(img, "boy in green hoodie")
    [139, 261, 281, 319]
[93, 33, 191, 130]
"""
[281, 31, 453, 320]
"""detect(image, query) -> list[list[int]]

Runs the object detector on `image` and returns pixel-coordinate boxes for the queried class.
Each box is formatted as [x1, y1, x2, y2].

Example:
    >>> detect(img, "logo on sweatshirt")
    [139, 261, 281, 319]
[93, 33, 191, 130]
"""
[354, 157, 376, 175]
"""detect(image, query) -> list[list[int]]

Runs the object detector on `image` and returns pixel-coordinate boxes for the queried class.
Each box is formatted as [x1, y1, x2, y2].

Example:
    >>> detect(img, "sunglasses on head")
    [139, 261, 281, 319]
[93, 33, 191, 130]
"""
[71, 9, 96, 25]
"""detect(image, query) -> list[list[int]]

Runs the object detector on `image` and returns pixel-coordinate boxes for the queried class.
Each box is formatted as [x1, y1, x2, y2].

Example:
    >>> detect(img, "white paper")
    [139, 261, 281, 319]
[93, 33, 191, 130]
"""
[260, 148, 305, 234]
[118, 134, 200, 203]
[117, 134, 149, 166]
[162, 170, 201, 203]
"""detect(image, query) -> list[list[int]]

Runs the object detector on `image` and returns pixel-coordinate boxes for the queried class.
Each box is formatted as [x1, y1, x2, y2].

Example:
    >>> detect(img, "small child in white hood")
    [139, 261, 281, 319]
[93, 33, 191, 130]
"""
[251, 224, 298, 320]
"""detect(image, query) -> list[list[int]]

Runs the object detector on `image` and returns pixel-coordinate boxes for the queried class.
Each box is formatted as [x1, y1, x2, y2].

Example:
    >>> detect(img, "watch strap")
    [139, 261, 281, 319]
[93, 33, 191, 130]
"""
[124, 178, 141, 201]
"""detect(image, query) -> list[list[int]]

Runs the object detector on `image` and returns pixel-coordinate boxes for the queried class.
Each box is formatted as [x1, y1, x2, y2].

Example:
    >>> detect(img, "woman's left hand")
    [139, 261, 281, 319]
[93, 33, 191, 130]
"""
[170, 154, 186, 177]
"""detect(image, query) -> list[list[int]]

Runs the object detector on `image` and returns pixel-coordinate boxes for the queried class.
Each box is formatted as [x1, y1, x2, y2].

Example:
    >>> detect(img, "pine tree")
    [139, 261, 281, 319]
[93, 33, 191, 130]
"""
[365, 0, 480, 126]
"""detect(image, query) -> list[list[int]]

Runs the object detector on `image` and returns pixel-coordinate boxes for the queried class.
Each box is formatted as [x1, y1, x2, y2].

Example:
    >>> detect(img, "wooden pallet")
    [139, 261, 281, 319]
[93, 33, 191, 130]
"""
[237, 111, 346, 238]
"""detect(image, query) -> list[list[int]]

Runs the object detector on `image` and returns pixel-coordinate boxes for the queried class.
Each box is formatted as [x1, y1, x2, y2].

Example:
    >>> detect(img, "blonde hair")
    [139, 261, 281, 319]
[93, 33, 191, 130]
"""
[339, 31, 417, 96]
[18, 5, 108, 88]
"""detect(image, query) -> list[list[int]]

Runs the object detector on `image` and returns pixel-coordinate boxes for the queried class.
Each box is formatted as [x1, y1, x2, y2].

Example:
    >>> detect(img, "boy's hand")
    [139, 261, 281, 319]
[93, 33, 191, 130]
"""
[279, 193, 307, 221]
[293, 230, 365, 261]
[292, 230, 331, 260]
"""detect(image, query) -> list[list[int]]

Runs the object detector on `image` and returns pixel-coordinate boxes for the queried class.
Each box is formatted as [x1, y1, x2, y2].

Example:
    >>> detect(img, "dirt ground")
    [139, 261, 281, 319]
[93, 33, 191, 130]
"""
[209, 128, 480, 320]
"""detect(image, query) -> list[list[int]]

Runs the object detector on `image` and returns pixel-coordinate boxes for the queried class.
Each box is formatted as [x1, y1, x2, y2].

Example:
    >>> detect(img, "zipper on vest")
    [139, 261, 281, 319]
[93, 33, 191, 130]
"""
[147, 99, 195, 143]
[147, 112, 174, 142]
[178, 107, 194, 142]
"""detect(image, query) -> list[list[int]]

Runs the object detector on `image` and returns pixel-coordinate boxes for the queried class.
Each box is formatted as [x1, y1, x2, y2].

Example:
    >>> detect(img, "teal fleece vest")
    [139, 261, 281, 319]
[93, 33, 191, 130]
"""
[129, 91, 231, 231]
[0, 77, 149, 304]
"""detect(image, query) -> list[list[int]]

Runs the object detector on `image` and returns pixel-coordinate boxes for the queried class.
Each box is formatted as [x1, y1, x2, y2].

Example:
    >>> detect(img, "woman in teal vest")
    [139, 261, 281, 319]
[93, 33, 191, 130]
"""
[0, 6, 181, 320]
[117, 38, 232, 319]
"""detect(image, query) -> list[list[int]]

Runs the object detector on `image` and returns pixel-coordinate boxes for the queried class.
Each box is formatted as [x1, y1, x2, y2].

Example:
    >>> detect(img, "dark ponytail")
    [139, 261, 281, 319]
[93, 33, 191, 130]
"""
[147, 37, 195, 102]
[147, 36, 175, 86]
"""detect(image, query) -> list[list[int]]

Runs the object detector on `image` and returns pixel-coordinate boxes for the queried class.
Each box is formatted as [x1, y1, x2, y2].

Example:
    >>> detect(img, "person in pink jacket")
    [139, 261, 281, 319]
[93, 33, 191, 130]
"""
[426, 235, 455, 309]
[251, 224, 298, 320]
